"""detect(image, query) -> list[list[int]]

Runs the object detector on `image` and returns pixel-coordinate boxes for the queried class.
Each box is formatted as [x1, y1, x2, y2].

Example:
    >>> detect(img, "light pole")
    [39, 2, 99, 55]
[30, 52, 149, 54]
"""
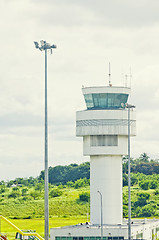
[34, 40, 56, 240]
[122, 103, 135, 240]
[97, 191, 103, 240]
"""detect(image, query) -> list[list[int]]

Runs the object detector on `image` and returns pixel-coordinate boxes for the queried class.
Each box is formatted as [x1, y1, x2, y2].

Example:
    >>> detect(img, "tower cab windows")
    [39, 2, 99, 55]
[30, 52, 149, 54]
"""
[84, 93, 128, 110]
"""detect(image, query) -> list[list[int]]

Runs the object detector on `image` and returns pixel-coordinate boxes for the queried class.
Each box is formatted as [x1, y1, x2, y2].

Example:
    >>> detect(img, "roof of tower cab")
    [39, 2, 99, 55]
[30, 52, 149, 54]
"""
[82, 86, 130, 110]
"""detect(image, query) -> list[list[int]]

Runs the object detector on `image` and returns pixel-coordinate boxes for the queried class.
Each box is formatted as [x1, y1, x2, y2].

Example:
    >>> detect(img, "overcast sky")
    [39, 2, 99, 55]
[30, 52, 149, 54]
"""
[0, 0, 159, 181]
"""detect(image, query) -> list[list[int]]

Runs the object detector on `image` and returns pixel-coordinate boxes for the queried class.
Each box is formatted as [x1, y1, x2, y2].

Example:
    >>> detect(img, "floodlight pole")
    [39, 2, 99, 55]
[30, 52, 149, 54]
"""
[128, 106, 131, 240]
[34, 40, 56, 240]
[44, 46, 49, 240]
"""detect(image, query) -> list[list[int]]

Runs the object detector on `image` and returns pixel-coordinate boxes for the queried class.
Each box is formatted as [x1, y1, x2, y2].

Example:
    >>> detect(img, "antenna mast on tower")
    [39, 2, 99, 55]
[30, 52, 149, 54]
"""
[109, 62, 112, 86]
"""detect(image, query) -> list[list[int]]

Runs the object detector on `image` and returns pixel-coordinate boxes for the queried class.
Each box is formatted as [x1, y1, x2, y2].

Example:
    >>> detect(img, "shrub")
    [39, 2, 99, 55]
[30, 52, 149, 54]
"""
[49, 188, 62, 198]
[79, 192, 90, 202]
[22, 188, 28, 196]
[67, 181, 74, 188]
[154, 190, 159, 195]
[134, 192, 150, 207]
[8, 191, 21, 199]
[149, 181, 158, 189]
[74, 178, 89, 189]
[138, 192, 150, 200]
[123, 174, 128, 187]
[139, 180, 150, 190]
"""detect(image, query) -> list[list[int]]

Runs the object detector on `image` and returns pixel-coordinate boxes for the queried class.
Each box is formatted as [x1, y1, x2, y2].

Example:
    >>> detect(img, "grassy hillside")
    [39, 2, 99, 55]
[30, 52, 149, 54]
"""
[0, 183, 159, 219]
[0, 187, 90, 219]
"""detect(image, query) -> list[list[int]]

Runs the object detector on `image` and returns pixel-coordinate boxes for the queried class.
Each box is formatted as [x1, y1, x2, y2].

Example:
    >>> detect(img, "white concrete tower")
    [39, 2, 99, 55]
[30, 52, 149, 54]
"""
[76, 86, 136, 225]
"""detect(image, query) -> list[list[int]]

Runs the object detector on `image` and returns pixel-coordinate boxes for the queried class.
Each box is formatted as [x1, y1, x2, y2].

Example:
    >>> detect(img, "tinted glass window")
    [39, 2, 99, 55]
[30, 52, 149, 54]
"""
[84, 93, 128, 109]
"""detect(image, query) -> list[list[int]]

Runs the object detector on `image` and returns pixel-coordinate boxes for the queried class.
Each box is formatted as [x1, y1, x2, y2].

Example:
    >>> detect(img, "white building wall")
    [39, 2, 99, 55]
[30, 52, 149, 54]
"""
[50, 220, 159, 240]
[76, 109, 136, 137]
[83, 135, 128, 156]
[90, 155, 123, 225]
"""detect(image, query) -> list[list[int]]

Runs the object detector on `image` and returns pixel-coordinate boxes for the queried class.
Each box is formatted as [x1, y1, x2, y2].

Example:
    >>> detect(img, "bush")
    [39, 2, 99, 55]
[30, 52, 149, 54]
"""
[138, 192, 150, 200]
[67, 181, 74, 188]
[49, 188, 62, 198]
[74, 178, 90, 189]
[22, 188, 28, 196]
[123, 174, 128, 186]
[154, 190, 159, 195]
[138, 205, 156, 217]
[134, 192, 150, 207]
[79, 192, 90, 202]
[149, 181, 158, 189]
[131, 175, 138, 186]
[8, 191, 21, 199]
[139, 180, 150, 190]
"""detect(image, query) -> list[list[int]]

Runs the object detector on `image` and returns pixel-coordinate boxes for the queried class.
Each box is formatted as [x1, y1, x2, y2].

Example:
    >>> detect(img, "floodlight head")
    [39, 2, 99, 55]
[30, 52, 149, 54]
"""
[121, 103, 125, 108]
[126, 103, 136, 109]
[40, 40, 46, 46]
[34, 40, 57, 52]
[51, 44, 57, 49]
[34, 41, 39, 49]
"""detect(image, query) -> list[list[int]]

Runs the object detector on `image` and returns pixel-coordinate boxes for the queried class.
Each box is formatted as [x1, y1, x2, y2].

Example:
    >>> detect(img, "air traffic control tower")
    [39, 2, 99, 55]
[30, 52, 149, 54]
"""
[76, 86, 136, 225]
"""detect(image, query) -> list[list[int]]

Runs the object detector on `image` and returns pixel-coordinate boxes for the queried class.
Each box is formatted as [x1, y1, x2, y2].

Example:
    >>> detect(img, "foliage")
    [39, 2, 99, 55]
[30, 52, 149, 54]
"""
[0, 153, 158, 219]
[30, 191, 40, 200]
[8, 191, 21, 199]
[139, 180, 150, 190]
[123, 153, 159, 175]
[22, 188, 28, 196]
[74, 178, 90, 189]
[50, 188, 62, 198]
[79, 192, 90, 202]
[39, 162, 90, 185]
[149, 181, 158, 189]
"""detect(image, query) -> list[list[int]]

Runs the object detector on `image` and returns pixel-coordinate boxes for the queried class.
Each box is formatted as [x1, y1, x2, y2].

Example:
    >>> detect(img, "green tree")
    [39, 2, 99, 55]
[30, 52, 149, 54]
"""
[30, 191, 40, 200]
[35, 183, 43, 192]
[139, 153, 150, 163]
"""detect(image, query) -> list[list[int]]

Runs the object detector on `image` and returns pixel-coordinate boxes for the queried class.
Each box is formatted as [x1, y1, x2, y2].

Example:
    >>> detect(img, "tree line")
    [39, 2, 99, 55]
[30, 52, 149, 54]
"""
[1, 153, 158, 187]
[39, 153, 159, 185]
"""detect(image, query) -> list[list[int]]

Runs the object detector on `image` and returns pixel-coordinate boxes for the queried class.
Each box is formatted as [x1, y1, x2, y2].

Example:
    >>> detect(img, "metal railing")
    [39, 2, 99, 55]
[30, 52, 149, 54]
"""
[0, 215, 44, 240]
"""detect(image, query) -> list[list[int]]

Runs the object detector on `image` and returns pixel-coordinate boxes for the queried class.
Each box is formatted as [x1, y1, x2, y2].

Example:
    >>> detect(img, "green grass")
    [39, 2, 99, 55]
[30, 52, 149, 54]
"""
[0, 217, 89, 239]
[0, 184, 159, 239]
[0, 187, 90, 219]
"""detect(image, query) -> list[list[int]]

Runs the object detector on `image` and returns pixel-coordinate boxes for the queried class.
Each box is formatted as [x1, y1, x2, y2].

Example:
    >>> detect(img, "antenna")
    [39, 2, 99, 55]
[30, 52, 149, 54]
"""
[125, 74, 128, 87]
[129, 67, 132, 89]
[109, 62, 112, 86]
[124, 68, 132, 88]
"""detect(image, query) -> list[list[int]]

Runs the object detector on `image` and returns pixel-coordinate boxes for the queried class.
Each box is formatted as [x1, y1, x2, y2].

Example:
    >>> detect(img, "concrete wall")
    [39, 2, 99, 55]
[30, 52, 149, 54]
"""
[83, 135, 128, 156]
[50, 220, 159, 240]
[90, 155, 123, 225]
[76, 109, 136, 137]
